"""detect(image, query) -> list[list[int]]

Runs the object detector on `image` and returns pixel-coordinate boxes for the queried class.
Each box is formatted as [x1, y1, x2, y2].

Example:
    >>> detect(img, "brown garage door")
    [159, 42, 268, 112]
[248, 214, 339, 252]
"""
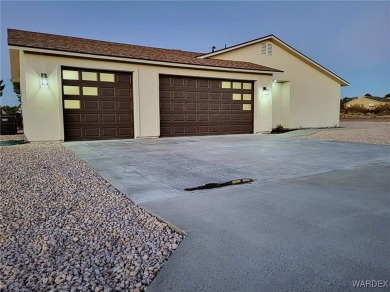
[62, 68, 133, 141]
[160, 75, 254, 137]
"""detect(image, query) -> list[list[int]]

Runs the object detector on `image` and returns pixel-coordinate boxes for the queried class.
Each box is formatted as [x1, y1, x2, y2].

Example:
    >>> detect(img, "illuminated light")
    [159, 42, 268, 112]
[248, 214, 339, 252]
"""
[41, 73, 48, 87]
[263, 87, 269, 96]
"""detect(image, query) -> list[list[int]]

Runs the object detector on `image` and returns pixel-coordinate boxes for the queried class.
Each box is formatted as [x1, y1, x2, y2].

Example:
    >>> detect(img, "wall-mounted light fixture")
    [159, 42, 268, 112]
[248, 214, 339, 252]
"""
[263, 87, 269, 96]
[41, 73, 48, 87]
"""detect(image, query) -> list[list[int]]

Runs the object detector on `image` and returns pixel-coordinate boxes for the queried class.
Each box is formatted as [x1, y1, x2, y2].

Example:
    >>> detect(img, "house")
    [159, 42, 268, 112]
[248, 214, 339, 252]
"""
[8, 29, 348, 142]
[344, 96, 390, 110]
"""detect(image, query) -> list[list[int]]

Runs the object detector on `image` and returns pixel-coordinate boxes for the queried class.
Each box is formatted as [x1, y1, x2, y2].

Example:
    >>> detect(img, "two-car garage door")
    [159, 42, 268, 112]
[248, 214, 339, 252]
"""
[62, 69, 254, 140]
[159, 75, 254, 137]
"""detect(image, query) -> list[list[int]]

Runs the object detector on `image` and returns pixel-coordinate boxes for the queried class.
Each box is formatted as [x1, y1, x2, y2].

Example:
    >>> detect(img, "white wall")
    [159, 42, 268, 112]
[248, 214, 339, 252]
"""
[20, 52, 273, 141]
[208, 41, 342, 128]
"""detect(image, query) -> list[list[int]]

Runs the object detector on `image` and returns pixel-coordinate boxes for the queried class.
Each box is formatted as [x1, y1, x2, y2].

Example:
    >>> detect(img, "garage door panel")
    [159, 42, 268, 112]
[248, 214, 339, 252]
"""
[101, 114, 116, 123]
[173, 103, 185, 111]
[173, 91, 185, 98]
[210, 125, 221, 132]
[185, 78, 196, 87]
[198, 103, 209, 110]
[65, 128, 82, 139]
[186, 114, 197, 122]
[65, 113, 81, 123]
[173, 114, 185, 122]
[210, 114, 220, 122]
[118, 114, 131, 123]
[159, 75, 253, 137]
[198, 126, 209, 133]
[198, 79, 209, 87]
[221, 93, 231, 101]
[84, 113, 99, 123]
[117, 73, 131, 84]
[101, 128, 117, 137]
[186, 92, 197, 99]
[63, 68, 133, 141]
[198, 114, 209, 122]
[173, 126, 185, 134]
[173, 78, 184, 86]
[198, 92, 209, 100]
[117, 88, 131, 97]
[210, 104, 221, 111]
[101, 87, 115, 97]
[84, 128, 100, 138]
[101, 101, 116, 110]
[117, 101, 131, 110]
[210, 93, 220, 100]
[160, 91, 171, 99]
[186, 103, 196, 110]
[160, 114, 171, 122]
[84, 100, 99, 109]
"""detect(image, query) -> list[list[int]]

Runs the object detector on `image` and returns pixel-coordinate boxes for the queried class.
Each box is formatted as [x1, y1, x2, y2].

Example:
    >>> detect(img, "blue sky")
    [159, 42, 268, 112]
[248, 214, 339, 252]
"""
[1, 1, 389, 106]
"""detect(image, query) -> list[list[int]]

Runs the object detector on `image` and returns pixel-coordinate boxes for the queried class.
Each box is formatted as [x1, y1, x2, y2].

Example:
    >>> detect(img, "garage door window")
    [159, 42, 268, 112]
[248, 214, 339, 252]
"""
[63, 70, 79, 80]
[64, 100, 81, 109]
[232, 93, 242, 100]
[82, 87, 98, 96]
[63, 86, 80, 95]
[100, 73, 115, 82]
[82, 72, 98, 81]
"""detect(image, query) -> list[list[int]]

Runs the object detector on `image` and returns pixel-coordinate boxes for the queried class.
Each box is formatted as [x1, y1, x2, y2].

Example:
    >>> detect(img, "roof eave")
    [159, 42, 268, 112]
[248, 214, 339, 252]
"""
[9, 45, 279, 75]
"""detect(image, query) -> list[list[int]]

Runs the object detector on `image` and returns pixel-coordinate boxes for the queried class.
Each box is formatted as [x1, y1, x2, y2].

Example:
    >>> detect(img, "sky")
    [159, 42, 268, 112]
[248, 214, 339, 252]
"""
[0, 1, 389, 106]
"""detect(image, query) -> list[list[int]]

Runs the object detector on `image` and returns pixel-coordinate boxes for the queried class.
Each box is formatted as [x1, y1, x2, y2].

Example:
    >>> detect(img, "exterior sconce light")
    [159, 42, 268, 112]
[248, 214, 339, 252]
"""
[41, 73, 48, 87]
[263, 87, 269, 96]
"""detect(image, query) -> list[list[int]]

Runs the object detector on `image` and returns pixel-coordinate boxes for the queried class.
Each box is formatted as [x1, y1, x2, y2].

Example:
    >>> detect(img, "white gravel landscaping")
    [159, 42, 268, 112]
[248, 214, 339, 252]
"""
[0, 143, 183, 291]
[307, 120, 390, 145]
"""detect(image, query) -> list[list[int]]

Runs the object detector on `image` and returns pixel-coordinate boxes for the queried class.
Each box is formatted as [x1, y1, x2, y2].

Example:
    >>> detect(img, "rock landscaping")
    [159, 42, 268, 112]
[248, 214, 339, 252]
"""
[0, 143, 183, 291]
[307, 120, 390, 145]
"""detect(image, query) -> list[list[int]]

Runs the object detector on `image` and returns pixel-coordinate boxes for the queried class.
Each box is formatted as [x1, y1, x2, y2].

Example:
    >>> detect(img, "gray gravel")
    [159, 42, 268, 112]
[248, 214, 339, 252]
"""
[0, 143, 183, 291]
[307, 120, 390, 145]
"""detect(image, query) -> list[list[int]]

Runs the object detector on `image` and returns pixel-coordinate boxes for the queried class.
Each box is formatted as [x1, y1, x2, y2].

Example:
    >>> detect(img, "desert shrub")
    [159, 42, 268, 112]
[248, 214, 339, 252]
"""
[371, 104, 390, 115]
[344, 104, 370, 114]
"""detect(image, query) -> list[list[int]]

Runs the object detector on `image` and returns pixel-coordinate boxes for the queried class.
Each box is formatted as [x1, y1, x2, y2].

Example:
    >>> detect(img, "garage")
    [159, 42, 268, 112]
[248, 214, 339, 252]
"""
[159, 75, 254, 137]
[61, 68, 134, 141]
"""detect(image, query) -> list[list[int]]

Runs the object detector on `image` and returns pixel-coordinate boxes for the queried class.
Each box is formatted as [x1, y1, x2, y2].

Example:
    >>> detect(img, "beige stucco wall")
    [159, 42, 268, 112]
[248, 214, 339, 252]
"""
[20, 51, 273, 142]
[344, 97, 385, 109]
[209, 41, 342, 128]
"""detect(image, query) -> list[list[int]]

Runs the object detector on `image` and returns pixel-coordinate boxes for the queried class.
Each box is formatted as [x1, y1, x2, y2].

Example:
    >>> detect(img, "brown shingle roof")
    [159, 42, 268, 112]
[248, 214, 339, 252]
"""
[8, 29, 281, 73]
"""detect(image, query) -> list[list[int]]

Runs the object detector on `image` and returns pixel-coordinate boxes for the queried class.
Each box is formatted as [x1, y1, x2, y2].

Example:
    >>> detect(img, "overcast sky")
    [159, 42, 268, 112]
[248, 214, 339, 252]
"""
[1, 1, 389, 106]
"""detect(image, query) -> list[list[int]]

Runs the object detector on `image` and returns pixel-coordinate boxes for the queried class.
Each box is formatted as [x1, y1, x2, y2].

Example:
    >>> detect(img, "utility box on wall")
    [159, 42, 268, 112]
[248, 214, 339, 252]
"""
[0, 116, 17, 135]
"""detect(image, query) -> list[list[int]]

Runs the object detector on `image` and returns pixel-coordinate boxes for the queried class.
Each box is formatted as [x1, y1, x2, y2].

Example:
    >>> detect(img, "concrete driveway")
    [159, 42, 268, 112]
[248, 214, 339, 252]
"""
[65, 132, 390, 291]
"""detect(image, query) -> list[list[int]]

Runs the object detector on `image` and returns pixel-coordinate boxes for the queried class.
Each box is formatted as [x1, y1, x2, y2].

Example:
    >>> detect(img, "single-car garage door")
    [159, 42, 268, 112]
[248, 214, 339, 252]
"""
[62, 68, 133, 141]
[160, 75, 254, 137]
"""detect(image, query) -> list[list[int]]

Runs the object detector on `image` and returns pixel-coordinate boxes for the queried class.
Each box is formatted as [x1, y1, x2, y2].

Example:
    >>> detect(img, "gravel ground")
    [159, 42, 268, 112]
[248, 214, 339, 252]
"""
[0, 134, 26, 141]
[306, 120, 390, 145]
[0, 143, 183, 291]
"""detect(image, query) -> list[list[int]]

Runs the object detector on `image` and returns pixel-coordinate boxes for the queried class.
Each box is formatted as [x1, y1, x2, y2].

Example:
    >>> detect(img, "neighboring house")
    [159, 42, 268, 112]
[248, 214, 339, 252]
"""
[344, 96, 390, 109]
[8, 29, 348, 142]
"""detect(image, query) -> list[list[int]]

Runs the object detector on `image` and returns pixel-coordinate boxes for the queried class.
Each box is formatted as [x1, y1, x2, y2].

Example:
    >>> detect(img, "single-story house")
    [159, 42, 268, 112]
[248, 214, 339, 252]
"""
[344, 96, 390, 110]
[8, 29, 349, 142]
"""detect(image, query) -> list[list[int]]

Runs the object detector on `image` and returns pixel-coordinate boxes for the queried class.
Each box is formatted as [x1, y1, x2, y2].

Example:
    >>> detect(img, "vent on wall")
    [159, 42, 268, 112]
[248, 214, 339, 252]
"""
[261, 43, 272, 55]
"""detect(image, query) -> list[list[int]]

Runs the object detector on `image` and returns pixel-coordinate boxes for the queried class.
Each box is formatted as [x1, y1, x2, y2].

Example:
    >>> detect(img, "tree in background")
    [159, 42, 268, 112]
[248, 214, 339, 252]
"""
[0, 80, 5, 97]
[12, 81, 21, 105]
[364, 93, 372, 97]
[0, 105, 19, 115]
[385, 94, 390, 98]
